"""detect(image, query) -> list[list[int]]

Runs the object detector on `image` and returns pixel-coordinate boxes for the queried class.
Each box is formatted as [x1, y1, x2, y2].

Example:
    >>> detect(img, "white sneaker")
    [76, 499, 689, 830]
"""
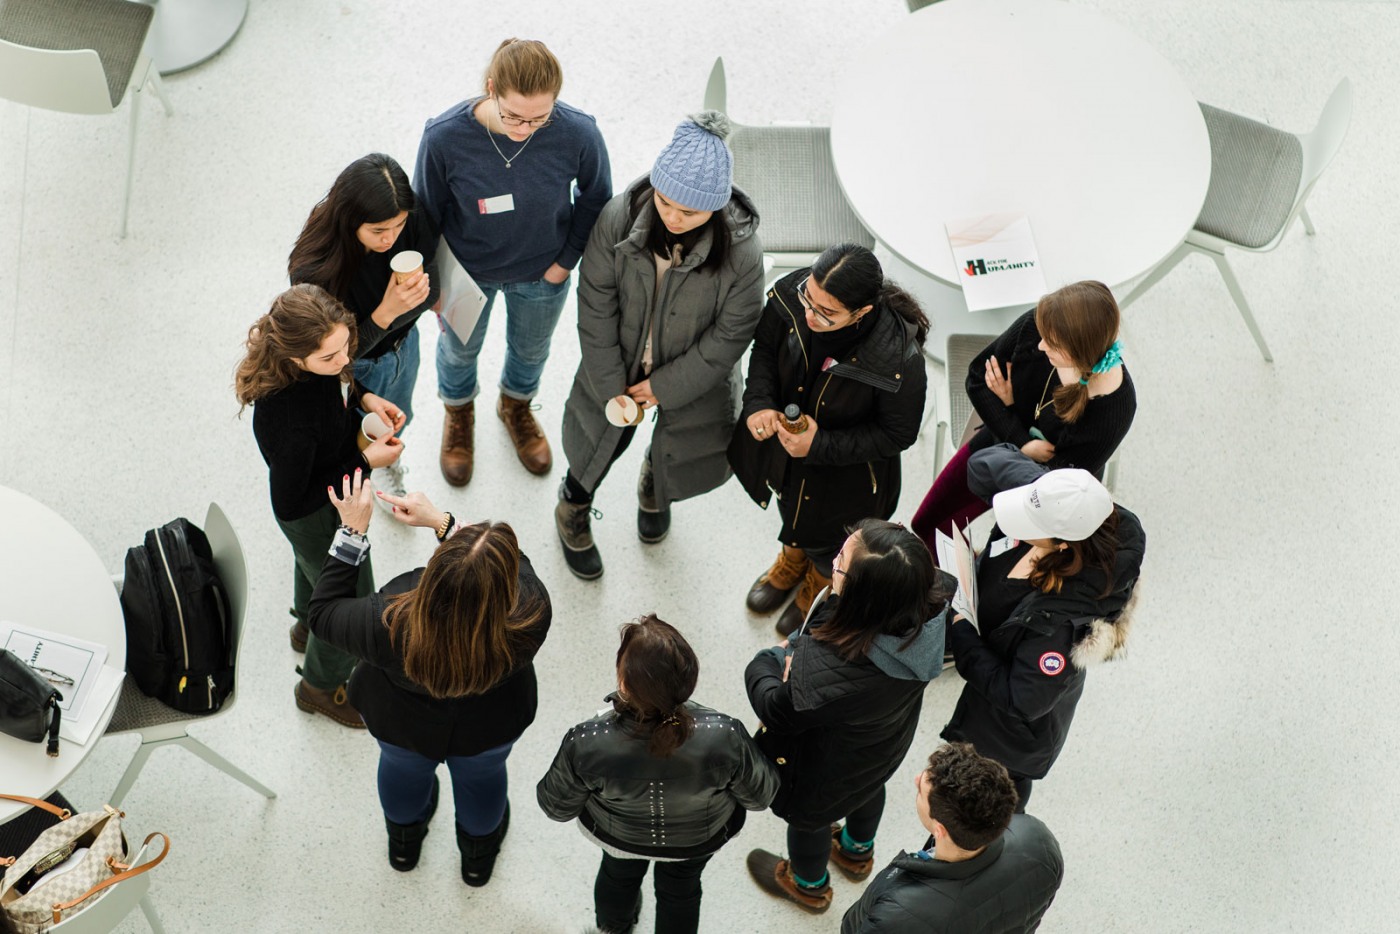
[372, 462, 407, 515]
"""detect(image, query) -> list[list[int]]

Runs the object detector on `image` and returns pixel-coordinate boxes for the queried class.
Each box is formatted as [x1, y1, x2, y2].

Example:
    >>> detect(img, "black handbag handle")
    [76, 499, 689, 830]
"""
[46, 698, 61, 757]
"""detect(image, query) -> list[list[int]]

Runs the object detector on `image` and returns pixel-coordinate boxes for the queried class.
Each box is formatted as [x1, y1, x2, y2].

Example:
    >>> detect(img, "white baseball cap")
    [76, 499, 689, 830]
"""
[992, 469, 1113, 542]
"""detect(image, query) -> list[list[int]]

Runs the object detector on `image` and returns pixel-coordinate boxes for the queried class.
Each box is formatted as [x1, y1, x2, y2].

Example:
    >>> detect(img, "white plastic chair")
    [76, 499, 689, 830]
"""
[104, 503, 276, 808]
[47, 832, 168, 934]
[1119, 79, 1353, 362]
[703, 57, 874, 285]
[0, 0, 175, 237]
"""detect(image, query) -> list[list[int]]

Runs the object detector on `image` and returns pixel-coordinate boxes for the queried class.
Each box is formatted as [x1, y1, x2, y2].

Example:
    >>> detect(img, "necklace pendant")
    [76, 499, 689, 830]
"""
[505, 162, 511, 169]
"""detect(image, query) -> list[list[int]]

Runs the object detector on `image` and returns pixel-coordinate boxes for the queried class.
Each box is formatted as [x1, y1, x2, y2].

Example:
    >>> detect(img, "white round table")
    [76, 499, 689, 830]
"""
[830, 0, 1210, 347]
[0, 487, 126, 824]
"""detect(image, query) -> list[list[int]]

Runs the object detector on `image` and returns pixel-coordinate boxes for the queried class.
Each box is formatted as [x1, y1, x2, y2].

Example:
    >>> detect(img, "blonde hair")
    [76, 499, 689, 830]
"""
[484, 38, 563, 98]
[234, 284, 356, 411]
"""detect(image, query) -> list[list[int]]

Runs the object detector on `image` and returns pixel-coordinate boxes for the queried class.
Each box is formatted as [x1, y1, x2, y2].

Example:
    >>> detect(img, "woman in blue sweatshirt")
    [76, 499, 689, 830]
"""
[414, 38, 612, 486]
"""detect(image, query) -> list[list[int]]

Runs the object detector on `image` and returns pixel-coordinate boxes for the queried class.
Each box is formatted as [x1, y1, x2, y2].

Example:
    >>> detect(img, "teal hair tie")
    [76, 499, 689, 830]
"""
[1090, 340, 1123, 375]
[1078, 377, 1089, 386]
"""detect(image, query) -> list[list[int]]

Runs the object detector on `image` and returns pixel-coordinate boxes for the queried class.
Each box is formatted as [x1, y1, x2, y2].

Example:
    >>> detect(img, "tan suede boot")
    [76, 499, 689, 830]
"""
[776, 562, 834, 637]
[746, 545, 810, 614]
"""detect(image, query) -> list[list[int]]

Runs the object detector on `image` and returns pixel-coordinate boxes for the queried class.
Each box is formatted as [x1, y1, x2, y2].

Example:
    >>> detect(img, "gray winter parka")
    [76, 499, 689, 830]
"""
[561, 178, 764, 507]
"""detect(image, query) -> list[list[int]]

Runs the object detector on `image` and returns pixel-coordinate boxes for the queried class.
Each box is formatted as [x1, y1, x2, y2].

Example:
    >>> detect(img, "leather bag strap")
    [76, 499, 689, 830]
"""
[50, 832, 171, 924]
[0, 795, 71, 820]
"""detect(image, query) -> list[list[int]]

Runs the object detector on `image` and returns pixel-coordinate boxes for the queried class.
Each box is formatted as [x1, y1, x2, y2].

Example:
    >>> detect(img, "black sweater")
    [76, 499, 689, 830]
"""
[291, 208, 441, 360]
[251, 375, 370, 521]
[965, 310, 1135, 478]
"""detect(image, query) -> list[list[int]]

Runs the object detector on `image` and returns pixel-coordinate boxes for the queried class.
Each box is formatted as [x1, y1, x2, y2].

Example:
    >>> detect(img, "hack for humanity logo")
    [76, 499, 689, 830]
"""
[964, 257, 1039, 277]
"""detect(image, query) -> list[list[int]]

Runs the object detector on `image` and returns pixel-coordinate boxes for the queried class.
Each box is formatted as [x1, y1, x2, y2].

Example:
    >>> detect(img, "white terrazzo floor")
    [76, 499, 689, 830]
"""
[1, 0, 1397, 931]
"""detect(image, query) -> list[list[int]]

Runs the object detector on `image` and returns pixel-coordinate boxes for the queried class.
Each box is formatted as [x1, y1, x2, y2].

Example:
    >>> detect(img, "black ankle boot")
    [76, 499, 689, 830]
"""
[386, 776, 439, 872]
[456, 801, 510, 887]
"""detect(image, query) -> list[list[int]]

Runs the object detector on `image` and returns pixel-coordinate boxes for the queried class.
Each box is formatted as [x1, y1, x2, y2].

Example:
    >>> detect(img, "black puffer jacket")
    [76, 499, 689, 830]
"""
[942, 445, 1146, 779]
[535, 701, 779, 859]
[840, 814, 1064, 933]
[745, 596, 944, 829]
[728, 269, 927, 549]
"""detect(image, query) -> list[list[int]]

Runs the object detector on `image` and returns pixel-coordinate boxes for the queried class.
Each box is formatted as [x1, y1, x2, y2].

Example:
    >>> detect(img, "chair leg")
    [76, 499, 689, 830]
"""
[175, 735, 277, 799]
[1208, 252, 1274, 363]
[110, 741, 158, 808]
[147, 69, 175, 117]
[121, 85, 142, 239]
[1118, 243, 1190, 309]
[1299, 205, 1316, 236]
[139, 894, 166, 934]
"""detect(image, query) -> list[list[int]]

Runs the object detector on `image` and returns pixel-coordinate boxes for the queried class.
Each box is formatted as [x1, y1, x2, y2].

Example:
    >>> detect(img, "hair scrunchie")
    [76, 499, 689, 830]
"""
[1079, 340, 1124, 385]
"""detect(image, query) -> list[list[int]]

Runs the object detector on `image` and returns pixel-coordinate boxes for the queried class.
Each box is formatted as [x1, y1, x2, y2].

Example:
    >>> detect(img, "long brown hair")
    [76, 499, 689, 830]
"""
[613, 615, 698, 757]
[1029, 509, 1120, 597]
[815, 519, 947, 662]
[288, 153, 416, 302]
[484, 38, 563, 97]
[383, 521, 545, 699]
[1034, 280, 1121, 424]
[234, 284, 356, 411]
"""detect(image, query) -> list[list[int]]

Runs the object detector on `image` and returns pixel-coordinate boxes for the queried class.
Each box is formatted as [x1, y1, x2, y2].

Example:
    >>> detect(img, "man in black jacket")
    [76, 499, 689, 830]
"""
[841, 743, 1063, 934]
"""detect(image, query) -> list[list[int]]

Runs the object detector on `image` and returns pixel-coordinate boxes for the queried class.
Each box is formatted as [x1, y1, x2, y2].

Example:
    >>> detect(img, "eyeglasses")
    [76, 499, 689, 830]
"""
[796, 277, 846, 328]
[494, 96, 553, 129]
[27, 664, 74, 688]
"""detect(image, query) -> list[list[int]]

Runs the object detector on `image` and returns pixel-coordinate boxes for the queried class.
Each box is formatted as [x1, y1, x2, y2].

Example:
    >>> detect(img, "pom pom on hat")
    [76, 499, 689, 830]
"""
[650, 110, 733, 212]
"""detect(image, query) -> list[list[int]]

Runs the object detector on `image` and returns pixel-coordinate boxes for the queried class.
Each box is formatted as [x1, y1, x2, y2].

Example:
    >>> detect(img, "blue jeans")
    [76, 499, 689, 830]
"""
[354, 325, 421, 429]
[376, 739, 514, 835]
[436, 275, 571, 405]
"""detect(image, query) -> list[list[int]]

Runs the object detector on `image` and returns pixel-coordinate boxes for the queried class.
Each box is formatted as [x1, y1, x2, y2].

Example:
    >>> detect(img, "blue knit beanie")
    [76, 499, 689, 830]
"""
[650, 111, 733, 212]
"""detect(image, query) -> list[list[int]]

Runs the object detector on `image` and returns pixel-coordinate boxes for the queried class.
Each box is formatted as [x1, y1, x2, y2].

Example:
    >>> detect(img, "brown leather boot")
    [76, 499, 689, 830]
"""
[294, 680, 366, 729]
[776, 562, 834, 637]
[828, 824, 875, 881]
[745, 849, 832, 914]
[440, 402, 475, 487]
[497, 395, 552, 475]
[746, 545, 810, 614]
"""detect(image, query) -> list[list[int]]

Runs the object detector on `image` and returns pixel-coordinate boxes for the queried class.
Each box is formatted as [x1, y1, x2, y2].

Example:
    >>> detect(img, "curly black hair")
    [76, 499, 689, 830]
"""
[925, 743, 1019, 850]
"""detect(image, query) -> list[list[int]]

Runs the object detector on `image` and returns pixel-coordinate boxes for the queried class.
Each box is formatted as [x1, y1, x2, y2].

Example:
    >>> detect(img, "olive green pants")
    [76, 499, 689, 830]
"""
[276, 504, 374, 690]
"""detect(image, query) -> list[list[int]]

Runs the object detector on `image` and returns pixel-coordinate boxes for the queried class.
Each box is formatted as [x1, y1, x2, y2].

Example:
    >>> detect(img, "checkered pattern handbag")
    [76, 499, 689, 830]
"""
[0, 795, 169, 933]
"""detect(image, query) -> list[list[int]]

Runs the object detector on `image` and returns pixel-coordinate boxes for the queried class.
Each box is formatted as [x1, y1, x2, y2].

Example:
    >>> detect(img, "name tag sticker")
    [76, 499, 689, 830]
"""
[988, 536, 1020, 557]
[478, 194, 515, 215]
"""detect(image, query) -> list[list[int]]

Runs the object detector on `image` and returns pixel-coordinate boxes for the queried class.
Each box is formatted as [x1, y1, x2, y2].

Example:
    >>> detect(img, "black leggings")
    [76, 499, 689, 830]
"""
[563, 426, 639, 504]
[594, 850, 713, 934]
[787, 786, 886, 884]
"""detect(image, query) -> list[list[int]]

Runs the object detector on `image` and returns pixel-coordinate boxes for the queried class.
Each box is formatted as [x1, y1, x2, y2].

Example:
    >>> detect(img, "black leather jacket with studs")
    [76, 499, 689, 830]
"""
[536, 701, 779, 859]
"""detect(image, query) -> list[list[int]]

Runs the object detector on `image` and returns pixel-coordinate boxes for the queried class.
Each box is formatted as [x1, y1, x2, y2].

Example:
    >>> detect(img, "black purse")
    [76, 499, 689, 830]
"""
[0, 649, 62, 757]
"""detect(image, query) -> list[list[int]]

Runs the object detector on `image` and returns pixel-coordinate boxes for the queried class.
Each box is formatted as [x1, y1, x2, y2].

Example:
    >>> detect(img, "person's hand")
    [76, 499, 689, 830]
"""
[542, 262, 570, 285]
[776, 415, 818, 458]
[746, 409, 782, 442]
[328, 468, 374, 535]
[360, 393, 406, 437]
[373, 269, 431, 327]
[363, 434, 404, 468]
[985, 355, 1014, 406]
[626, 379, 658, 410]
[782, 652, 793, 683]
[1021, 438, 1056, 463]
[375, 490, 447, 529]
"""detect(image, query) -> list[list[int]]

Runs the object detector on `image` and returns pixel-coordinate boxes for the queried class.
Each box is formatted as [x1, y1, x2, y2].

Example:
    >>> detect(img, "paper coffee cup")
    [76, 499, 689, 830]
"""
[390, 250, 424, 284]
[604, 395, 644, 427]
[358, 412, 390, 451]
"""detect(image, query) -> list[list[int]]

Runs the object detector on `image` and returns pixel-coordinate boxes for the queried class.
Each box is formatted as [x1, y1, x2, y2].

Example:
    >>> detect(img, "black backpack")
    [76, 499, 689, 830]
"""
[119, 518, 234, 713]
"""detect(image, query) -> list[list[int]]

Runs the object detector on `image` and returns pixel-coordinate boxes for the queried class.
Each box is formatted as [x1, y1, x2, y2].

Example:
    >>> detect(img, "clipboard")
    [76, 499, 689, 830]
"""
[434, 239, 489, 343]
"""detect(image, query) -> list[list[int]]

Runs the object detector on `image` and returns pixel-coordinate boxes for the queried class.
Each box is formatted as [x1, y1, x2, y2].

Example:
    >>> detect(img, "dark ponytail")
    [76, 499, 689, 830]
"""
[614, 615, 698, 757]
[1029, 509, 1120, 598]
[811, 242, 930, 347]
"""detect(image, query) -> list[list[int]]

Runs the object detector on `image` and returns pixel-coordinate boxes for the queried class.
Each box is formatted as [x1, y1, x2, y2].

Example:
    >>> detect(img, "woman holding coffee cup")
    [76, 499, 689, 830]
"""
[555, 111, 764, 580]
[289, 152, 440, 501]
[236, 283, 404, 726]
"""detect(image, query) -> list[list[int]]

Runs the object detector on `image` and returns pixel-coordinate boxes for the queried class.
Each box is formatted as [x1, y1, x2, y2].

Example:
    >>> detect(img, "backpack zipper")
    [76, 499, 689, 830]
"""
[152, 533, 191, 687]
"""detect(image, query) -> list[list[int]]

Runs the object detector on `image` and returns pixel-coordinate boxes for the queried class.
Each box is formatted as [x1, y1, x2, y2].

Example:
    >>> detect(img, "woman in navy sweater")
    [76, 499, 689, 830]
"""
[236, 284, 404, 726]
